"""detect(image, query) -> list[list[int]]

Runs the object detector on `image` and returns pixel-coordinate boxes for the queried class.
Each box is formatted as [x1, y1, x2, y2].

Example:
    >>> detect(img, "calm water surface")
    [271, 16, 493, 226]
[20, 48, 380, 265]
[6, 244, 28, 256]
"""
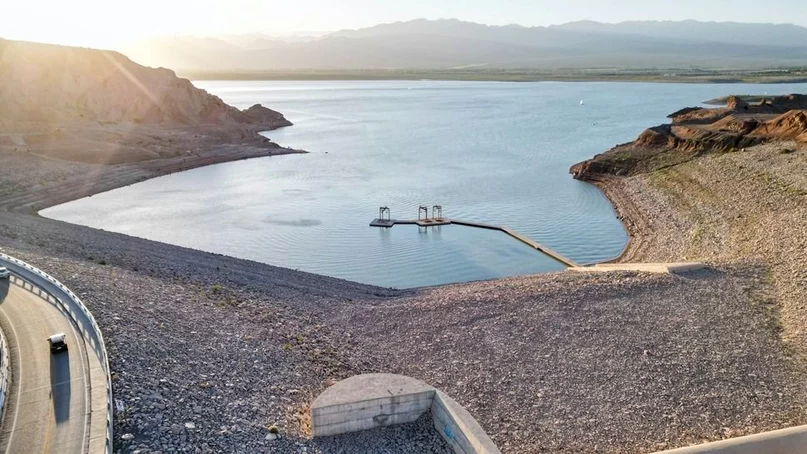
[42, 81, 807, 288]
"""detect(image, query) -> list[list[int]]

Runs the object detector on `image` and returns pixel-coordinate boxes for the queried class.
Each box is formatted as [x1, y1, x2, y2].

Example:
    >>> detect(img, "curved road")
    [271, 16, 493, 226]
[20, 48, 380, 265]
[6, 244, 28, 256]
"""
[0, 278, 89, 453]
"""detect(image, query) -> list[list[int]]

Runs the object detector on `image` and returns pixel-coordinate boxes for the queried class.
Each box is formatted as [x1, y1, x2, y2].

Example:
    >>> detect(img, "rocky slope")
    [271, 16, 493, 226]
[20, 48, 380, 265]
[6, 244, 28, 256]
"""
[570, 94, 807, 180]
[0, 39, 292, 164]
[0, 39, 290, 127]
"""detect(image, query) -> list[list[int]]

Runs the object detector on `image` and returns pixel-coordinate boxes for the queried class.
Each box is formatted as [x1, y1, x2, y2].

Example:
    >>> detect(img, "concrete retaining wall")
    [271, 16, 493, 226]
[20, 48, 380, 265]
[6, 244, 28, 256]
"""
[654, 424, 807, 454]
[0, 326, 8, 424]
[311, 373, 436, 437]
[314, 389, 435, 436]
[311, 373, 500, 454]
[431, 391, 500, 454]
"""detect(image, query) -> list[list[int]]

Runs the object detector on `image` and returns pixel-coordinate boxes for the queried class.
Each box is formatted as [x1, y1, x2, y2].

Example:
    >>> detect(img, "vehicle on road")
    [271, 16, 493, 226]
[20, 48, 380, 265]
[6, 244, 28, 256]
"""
[0, 266, 9, 279]
[47, 333, 68, 353]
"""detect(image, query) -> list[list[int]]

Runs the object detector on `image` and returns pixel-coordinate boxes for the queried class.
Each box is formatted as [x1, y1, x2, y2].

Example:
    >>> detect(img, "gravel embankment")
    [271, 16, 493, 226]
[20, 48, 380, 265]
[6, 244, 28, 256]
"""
[327, 266, 807, 453]
[0, 141, 805, 453]
[3, 221, 805, 453]
[0, 231, 428, 454]
[600, 142, 807, 355]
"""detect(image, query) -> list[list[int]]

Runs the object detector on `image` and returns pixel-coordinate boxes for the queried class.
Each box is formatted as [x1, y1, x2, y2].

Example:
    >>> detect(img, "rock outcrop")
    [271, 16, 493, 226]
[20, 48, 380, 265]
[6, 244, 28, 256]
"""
[571, 94, 807, 180]
[242, 104, 291, 127]
[751, 110, 807, 142]
[725, 95, 749, 111]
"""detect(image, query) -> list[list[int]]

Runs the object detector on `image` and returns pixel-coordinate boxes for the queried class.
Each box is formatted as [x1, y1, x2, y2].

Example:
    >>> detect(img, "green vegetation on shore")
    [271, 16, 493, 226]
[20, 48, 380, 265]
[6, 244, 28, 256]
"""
[181, 68, 807, 84]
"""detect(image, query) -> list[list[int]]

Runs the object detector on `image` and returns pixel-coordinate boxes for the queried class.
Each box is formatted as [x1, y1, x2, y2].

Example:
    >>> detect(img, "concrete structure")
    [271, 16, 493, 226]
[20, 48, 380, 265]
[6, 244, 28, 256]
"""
[311, 373, 500, 454]
[431, 390, 501, 454]
[369, 216, 578, 267]
[569, 262, 705, 274]
[653, 424, 807, 453]
[312, 374, 435, 437]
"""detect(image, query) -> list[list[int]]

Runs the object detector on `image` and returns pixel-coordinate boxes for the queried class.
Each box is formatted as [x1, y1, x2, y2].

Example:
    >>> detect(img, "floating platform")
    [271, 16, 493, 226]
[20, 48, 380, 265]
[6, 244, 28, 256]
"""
[369, 218, 396, 227]
[370, 217, 579, 267]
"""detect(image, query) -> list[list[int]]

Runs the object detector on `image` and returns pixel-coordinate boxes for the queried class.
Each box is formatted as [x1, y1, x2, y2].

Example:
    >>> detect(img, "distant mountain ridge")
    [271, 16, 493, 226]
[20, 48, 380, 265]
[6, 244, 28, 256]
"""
[552, 20, 807, 47]
[119, 19, 807, 71]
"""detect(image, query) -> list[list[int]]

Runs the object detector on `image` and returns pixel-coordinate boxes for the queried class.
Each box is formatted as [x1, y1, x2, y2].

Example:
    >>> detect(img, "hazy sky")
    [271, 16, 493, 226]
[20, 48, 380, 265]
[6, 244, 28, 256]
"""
[4, 0, 806, 49]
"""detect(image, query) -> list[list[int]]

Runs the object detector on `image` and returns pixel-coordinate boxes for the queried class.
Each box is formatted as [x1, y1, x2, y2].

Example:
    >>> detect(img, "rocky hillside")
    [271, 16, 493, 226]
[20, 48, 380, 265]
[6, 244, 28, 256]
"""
[0, 39, 293, 164]
[570, 94, 807, 180]
[0, 39, 291, 128]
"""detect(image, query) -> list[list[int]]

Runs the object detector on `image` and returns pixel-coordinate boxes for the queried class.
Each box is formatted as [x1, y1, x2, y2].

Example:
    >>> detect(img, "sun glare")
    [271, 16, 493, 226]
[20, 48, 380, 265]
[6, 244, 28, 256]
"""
[2, 0, 226, 49]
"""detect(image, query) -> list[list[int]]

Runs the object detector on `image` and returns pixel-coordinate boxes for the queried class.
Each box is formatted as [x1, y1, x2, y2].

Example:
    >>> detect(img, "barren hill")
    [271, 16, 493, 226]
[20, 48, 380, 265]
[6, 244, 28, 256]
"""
[0, 39, 292, 164]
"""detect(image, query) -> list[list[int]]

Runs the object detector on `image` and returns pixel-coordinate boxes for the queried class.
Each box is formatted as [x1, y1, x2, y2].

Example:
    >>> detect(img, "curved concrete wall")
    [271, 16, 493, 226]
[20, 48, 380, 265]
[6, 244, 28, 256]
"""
[654, 424, 807, 454]
[311, 373, 500, 454]
[0, 326, 8, 423]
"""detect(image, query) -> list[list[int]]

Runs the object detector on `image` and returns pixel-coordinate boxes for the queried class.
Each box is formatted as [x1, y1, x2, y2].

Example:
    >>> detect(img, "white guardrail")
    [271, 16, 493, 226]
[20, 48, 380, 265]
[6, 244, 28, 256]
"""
[0, 323, 9, 425]
[0, 253, 113, 453]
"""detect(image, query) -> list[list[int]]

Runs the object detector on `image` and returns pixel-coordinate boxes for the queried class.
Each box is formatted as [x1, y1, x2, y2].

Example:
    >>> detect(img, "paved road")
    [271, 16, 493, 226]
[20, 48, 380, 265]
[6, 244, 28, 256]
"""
[0, 278, 89, 453]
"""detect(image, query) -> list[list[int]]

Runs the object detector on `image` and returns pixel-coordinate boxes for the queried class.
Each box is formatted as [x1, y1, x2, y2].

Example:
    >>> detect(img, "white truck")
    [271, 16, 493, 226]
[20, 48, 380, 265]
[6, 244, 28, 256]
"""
[47, 333, 68, 354]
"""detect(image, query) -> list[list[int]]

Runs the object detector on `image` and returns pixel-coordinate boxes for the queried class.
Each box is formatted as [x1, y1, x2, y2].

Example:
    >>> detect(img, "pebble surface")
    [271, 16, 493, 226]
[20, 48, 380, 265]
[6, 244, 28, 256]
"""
[0, 142, 805, 452]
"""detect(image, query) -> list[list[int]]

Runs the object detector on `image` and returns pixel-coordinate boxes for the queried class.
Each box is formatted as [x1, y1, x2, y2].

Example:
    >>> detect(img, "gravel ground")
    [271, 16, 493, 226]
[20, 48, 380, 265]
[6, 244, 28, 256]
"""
[601, 142, 807, 356]
[312, 413, 452, 454]
[0, 215, 404, 453]
[327, 266, 807, 453]
[0, 141, 805, 453]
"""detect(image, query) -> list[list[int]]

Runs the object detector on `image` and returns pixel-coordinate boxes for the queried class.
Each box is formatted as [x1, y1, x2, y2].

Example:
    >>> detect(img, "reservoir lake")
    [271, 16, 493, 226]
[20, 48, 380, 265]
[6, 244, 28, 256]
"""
[41, 81, 807, 288]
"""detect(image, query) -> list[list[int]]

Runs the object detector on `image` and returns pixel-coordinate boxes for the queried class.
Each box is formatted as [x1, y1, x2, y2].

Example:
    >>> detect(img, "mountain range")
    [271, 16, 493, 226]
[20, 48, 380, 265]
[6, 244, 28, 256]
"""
[119, 19, 807, 72]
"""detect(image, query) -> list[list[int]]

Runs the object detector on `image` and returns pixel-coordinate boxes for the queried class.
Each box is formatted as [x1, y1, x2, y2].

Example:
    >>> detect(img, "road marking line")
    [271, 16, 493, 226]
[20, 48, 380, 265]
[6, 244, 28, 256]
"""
[16, 377, 85, 394]
[1, 315, 64, 331]
[42, 398, 54, 454]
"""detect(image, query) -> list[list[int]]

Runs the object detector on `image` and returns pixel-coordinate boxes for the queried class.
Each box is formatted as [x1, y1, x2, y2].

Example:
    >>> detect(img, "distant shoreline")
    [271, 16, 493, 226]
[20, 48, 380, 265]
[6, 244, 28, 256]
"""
[0, 143, 304, 215]
[181, 69, 807, 84]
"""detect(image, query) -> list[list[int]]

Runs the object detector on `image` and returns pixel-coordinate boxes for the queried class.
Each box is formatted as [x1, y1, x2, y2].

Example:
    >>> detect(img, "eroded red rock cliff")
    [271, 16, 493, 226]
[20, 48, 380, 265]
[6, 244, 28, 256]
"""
[571, 95, 807, 180]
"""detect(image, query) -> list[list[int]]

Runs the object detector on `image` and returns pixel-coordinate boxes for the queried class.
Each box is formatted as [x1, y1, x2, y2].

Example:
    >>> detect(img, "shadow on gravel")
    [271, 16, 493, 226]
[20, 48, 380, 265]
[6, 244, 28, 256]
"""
[310, 413, 452, 454]
[50, 350, 72, 423]
[0, 279, 8, 302]
[666, 267, 724, 283]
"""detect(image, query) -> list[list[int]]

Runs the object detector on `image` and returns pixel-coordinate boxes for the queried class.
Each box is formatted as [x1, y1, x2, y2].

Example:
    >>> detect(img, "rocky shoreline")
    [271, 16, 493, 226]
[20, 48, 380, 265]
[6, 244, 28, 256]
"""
[0, 143, 305, 214]
[570, 94, 807, 181]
